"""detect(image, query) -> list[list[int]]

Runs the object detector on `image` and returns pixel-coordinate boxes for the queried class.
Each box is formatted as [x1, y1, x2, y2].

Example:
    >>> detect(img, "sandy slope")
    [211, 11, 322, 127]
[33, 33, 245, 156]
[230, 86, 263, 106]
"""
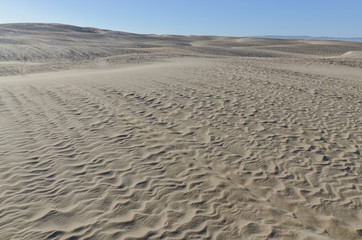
[0, 24, 362, 239]
[1, 23, 362, 76]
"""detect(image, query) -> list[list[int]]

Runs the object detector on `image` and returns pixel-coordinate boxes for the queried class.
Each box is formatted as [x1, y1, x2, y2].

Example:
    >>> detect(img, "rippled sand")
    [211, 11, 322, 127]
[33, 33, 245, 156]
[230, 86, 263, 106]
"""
[0, 24, 362, 240]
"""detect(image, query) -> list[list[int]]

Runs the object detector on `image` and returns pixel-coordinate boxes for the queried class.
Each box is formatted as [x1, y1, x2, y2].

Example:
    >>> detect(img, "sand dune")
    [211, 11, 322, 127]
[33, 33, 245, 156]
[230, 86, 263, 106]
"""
[1, 23, 362, 76]
[338, 51, 362, 58]
[0, 24, 362, 239]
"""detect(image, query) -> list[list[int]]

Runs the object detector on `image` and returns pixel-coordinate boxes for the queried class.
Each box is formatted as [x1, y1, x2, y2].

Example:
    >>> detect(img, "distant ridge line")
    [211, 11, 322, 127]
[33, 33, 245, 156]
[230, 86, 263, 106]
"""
[250, 35, 362, 43]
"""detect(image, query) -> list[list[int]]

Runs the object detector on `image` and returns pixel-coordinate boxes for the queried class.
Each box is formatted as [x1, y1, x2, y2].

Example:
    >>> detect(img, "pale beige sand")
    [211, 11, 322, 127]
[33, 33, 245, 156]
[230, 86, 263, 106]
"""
[0, 24, 362, 239]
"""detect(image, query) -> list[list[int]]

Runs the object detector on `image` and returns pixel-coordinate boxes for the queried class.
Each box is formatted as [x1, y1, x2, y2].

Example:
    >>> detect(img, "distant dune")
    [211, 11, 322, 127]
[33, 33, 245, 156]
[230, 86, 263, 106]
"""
[252, 35, 362, 43]
[0, 23, 361, 240]
[1, 23, 362, 76]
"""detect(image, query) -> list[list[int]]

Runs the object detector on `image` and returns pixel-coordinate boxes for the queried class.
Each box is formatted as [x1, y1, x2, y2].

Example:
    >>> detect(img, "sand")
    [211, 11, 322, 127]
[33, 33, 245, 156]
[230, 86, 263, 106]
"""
[0, 24, 361, 240]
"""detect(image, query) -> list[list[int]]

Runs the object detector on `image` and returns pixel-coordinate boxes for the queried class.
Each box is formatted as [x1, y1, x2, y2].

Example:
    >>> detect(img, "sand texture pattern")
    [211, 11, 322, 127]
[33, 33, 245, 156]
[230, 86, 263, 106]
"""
[0, 24, 362, 240]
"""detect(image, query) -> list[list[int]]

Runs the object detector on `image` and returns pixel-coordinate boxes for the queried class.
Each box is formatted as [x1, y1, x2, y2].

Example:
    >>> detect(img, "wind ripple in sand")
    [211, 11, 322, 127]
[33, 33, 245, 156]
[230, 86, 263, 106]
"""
[0, 58, 361, 239]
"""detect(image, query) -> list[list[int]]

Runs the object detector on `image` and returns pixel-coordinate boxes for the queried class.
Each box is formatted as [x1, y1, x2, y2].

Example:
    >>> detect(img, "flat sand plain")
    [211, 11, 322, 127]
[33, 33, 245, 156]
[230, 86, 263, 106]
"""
[0, 24, 362, 239]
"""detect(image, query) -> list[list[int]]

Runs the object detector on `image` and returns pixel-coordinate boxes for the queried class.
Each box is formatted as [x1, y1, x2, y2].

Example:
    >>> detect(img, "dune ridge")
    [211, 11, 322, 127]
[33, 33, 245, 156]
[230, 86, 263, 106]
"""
[0, 24, 361, 239]
[1, 23, 362, 76]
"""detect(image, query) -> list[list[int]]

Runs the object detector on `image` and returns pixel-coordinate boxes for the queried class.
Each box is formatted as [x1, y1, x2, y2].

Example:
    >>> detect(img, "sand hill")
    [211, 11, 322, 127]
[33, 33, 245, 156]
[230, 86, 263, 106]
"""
[0, 23, 361, 239]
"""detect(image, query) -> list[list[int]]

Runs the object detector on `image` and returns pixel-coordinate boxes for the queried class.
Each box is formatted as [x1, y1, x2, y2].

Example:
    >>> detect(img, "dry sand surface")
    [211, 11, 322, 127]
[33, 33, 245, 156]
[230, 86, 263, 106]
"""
[0, 24, 362, 239]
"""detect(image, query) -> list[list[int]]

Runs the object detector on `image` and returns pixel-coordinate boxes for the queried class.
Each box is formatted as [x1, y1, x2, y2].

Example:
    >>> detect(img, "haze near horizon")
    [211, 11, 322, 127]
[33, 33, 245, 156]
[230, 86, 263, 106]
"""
[0, 0, 361, 38]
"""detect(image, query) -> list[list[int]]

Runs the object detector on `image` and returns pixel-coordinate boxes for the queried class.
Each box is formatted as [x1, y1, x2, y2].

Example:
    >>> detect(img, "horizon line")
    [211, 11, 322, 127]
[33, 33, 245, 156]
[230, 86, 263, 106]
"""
[1, 22, 362, 41]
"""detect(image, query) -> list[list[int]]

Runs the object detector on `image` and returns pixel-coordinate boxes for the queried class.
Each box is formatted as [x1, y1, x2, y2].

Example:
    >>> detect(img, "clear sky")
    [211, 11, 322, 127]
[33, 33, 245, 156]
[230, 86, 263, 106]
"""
[1, 0, 361, 37]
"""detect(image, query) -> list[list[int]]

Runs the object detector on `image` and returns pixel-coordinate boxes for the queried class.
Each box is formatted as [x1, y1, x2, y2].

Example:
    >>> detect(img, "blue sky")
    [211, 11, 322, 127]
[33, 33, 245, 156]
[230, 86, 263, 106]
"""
[1, 0, 361, 37]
